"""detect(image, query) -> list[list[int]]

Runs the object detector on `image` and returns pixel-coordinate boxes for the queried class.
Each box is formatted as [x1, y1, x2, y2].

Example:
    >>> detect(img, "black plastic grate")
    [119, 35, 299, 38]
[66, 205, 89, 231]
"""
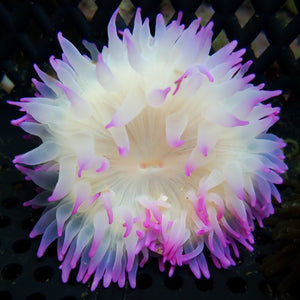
[0, 1, 299, 300]
[0, 0, 299, 99]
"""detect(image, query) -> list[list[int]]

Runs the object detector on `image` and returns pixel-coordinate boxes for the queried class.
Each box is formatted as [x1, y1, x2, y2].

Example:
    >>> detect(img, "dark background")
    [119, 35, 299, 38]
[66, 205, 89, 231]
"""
[0, 0, 299, 299]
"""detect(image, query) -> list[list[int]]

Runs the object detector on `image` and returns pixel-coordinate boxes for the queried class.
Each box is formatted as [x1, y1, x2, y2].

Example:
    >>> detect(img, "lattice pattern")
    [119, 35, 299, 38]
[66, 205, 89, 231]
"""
[0, 0, 299, 99]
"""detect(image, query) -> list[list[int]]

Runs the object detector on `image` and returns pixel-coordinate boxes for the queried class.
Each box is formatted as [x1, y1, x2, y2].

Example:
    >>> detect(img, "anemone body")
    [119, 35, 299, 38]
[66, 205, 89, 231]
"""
[10, 8, 287, 290]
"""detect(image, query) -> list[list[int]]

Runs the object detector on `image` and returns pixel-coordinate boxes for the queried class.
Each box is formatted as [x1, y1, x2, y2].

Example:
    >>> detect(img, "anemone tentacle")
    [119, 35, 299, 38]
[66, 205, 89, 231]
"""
[10, 7, 286, 290]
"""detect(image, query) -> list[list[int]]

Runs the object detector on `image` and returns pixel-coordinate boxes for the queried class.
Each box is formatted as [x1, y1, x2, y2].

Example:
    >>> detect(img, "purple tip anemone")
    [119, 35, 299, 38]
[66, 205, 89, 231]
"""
[9, 8, 287, 290]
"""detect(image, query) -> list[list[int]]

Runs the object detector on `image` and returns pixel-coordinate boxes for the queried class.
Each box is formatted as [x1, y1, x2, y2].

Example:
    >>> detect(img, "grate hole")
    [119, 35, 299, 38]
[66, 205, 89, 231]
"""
[160, 0, 176, 24]
[164, 274, 183, 290]
[0, 215, 10, 228]
[251, 32, 269, 57]
[119, 0, 136, 25]
[43, 241, 57, 257]
[195, 2, 214, 26]
[235, 0, 255, 28]
[34, 266, 54, 282]
[0, 290, 12, 300]
[275, 2, 296, 28]
[136, 272, 152, 289]
[195, 277, 214, 291]
[78, 0, 98, 21]
[227, 276, 247, 294]
[25, 293, 46, 300]
[212, 30, 229, 51]
[290, 37, 300, 59]
[12, 238, 31, 253]
[1, 197, 19, 208]
[1, 263, 23, 280]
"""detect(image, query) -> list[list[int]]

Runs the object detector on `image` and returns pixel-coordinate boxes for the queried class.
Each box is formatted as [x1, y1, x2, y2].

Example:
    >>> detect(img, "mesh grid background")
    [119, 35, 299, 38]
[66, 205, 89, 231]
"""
[0, 0, 299, 299]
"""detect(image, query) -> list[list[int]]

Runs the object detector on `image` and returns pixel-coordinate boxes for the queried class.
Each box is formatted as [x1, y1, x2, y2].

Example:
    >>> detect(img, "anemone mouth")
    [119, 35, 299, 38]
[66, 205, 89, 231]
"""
[72, 104, 197, 217]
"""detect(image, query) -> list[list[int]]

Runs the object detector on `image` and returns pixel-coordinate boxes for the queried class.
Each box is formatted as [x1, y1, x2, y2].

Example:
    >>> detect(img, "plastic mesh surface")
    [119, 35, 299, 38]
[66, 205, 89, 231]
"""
[0, 1, 299, 300]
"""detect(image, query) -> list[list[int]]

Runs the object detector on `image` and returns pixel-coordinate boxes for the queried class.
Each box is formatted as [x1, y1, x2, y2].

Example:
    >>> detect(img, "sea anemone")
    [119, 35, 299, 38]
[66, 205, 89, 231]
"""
[9, 8, 287, 290]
